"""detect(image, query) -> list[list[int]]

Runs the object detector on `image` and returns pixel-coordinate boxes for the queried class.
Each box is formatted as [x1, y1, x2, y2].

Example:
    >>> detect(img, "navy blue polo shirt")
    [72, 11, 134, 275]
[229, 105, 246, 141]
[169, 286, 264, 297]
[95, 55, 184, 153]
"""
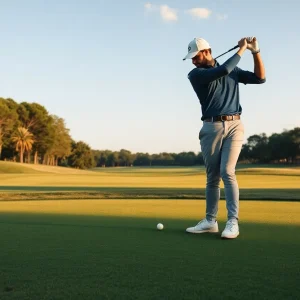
[187, 53, 266, 120]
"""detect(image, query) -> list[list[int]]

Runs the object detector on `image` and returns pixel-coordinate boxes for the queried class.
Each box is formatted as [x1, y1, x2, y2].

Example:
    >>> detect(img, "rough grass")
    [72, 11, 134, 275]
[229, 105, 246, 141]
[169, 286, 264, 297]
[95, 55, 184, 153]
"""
[0, 188, 299, 201]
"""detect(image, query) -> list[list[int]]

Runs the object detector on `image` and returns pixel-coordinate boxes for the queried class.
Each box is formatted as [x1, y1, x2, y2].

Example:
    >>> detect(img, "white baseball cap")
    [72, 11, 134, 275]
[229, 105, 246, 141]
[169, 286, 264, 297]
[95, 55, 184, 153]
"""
[183, 38, 211, 60]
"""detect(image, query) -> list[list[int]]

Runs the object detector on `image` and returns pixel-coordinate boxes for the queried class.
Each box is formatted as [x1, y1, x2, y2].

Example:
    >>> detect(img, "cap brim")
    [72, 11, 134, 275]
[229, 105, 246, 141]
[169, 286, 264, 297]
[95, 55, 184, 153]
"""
[183, 51, 198, 61]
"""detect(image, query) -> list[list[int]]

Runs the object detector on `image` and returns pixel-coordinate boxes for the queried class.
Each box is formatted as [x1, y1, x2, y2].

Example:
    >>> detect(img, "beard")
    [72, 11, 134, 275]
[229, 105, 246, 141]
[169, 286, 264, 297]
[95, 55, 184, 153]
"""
[193, 57, 209, 68]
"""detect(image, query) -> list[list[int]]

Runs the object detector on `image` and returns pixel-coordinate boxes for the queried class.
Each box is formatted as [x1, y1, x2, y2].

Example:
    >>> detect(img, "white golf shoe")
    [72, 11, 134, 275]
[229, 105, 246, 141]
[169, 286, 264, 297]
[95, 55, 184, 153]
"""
[221, 219, 239, 239]
[186, 219, 219, 234]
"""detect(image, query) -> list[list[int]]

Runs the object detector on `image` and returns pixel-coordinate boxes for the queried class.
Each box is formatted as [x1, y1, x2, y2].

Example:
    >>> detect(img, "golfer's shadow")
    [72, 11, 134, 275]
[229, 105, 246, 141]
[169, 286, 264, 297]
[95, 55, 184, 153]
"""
[185, 232, 222, 240]
[152, 227, 222, 240]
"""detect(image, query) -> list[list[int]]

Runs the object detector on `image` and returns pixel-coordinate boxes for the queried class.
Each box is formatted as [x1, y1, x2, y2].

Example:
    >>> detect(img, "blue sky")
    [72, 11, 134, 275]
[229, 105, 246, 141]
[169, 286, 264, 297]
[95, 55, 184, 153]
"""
[0, 0, 299, 154]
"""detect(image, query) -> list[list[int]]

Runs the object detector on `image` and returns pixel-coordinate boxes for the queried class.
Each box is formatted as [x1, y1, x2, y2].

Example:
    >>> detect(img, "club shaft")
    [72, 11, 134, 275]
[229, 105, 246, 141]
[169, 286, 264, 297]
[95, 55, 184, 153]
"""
[215, 45, 239, 59]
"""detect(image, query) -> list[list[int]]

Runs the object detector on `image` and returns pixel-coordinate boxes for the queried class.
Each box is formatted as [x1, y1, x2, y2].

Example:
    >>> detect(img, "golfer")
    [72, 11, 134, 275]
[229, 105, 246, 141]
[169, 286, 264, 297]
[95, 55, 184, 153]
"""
[184, 37, 266, 238]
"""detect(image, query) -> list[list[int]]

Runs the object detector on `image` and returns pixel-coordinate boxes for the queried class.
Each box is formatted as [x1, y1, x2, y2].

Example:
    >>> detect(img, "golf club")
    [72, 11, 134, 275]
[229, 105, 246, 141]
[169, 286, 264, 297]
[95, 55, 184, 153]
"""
[214, 45, 239, 59]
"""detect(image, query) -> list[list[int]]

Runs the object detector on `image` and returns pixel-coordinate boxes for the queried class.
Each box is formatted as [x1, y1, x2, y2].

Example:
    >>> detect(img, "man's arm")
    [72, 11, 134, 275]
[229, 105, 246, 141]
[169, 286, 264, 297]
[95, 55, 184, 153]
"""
[188, 38, 248, 84]
[236, 66, 266, 84]
[236, 37, 266, 84]
[253, 52, 265, 79]
[188, 53, 241, 84]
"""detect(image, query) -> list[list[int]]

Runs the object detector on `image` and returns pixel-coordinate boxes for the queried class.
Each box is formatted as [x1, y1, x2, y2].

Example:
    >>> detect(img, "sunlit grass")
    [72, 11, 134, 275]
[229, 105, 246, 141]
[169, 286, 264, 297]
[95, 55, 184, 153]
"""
[0, 173, 299, 189]
[1, 199, 300, 225]
[0, 161, 94, 174]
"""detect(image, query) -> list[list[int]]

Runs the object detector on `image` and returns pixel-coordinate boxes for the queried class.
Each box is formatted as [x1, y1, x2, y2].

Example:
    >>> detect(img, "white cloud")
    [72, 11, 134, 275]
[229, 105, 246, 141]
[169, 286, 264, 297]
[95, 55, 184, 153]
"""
[185, 8, 212, 19]
[160, 5, 178, 22]
[144, 3, 154, 11]
[145, 4, 227, 23]
[216, 13, 228, 21]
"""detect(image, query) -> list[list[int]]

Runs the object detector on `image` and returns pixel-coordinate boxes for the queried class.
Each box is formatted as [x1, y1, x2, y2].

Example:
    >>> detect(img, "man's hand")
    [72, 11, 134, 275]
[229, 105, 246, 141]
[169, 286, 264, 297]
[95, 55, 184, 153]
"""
[238, 38, 247, 50]
[246, 36, 260, 54]
[237, 38, 247, 57]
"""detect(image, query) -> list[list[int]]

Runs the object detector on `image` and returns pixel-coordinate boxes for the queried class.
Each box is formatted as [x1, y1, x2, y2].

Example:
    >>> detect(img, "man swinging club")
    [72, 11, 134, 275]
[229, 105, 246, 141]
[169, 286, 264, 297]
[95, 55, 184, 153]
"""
[183, 37, 266, 239]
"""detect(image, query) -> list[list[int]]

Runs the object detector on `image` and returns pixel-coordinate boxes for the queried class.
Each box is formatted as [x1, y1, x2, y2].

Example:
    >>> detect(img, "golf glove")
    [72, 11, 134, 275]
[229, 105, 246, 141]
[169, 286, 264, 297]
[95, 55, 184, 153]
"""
[246, 36, 260, 54]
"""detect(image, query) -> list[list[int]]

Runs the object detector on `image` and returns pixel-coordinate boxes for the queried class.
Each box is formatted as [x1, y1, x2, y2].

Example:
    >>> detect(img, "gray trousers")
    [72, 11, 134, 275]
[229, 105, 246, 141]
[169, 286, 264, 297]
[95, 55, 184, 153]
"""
[199, 120, 244, 221]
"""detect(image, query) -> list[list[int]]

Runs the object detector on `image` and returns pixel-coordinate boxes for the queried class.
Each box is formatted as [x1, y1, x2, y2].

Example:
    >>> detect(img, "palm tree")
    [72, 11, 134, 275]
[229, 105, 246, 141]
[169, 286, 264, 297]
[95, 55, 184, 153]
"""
[11, 127, 34, 163]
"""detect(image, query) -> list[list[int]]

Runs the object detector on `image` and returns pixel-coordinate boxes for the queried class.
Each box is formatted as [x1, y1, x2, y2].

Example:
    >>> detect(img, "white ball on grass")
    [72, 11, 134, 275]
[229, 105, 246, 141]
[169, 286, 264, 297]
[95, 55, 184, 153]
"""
[157, 223, 164, 230]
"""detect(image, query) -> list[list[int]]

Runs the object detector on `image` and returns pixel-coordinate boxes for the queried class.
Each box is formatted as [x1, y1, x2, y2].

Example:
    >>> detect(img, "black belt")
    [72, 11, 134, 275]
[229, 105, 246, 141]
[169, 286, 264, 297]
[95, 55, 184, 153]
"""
[203, 114, 241, 122]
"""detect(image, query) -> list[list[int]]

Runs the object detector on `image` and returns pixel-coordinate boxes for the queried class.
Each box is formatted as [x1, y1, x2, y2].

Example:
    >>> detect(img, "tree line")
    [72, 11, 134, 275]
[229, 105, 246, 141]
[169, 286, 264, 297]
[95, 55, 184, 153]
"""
[1, 98, 299, 169]
[239, 129, 300, 164]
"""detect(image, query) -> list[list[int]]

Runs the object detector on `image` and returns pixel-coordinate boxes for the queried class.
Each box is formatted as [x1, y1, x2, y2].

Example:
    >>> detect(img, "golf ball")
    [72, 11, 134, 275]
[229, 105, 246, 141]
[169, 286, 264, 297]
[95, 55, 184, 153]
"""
[157, 223, 164, 230]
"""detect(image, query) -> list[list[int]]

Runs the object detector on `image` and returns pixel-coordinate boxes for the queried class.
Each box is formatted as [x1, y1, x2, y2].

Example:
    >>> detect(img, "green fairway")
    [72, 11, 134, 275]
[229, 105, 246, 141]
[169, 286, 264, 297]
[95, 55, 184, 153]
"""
[0, 200, 300, 300]
[0, 162, 299, 201]
[1, 161, 299, 191]
[0, 163, 299, 299]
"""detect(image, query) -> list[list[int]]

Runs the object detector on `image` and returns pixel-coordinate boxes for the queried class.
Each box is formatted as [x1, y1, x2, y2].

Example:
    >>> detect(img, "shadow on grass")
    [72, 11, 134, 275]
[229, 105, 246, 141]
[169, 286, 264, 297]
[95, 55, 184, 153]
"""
[0, 212, 299, 300]
[0, 212, 221, 241]
[0, 186, 300, 201]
